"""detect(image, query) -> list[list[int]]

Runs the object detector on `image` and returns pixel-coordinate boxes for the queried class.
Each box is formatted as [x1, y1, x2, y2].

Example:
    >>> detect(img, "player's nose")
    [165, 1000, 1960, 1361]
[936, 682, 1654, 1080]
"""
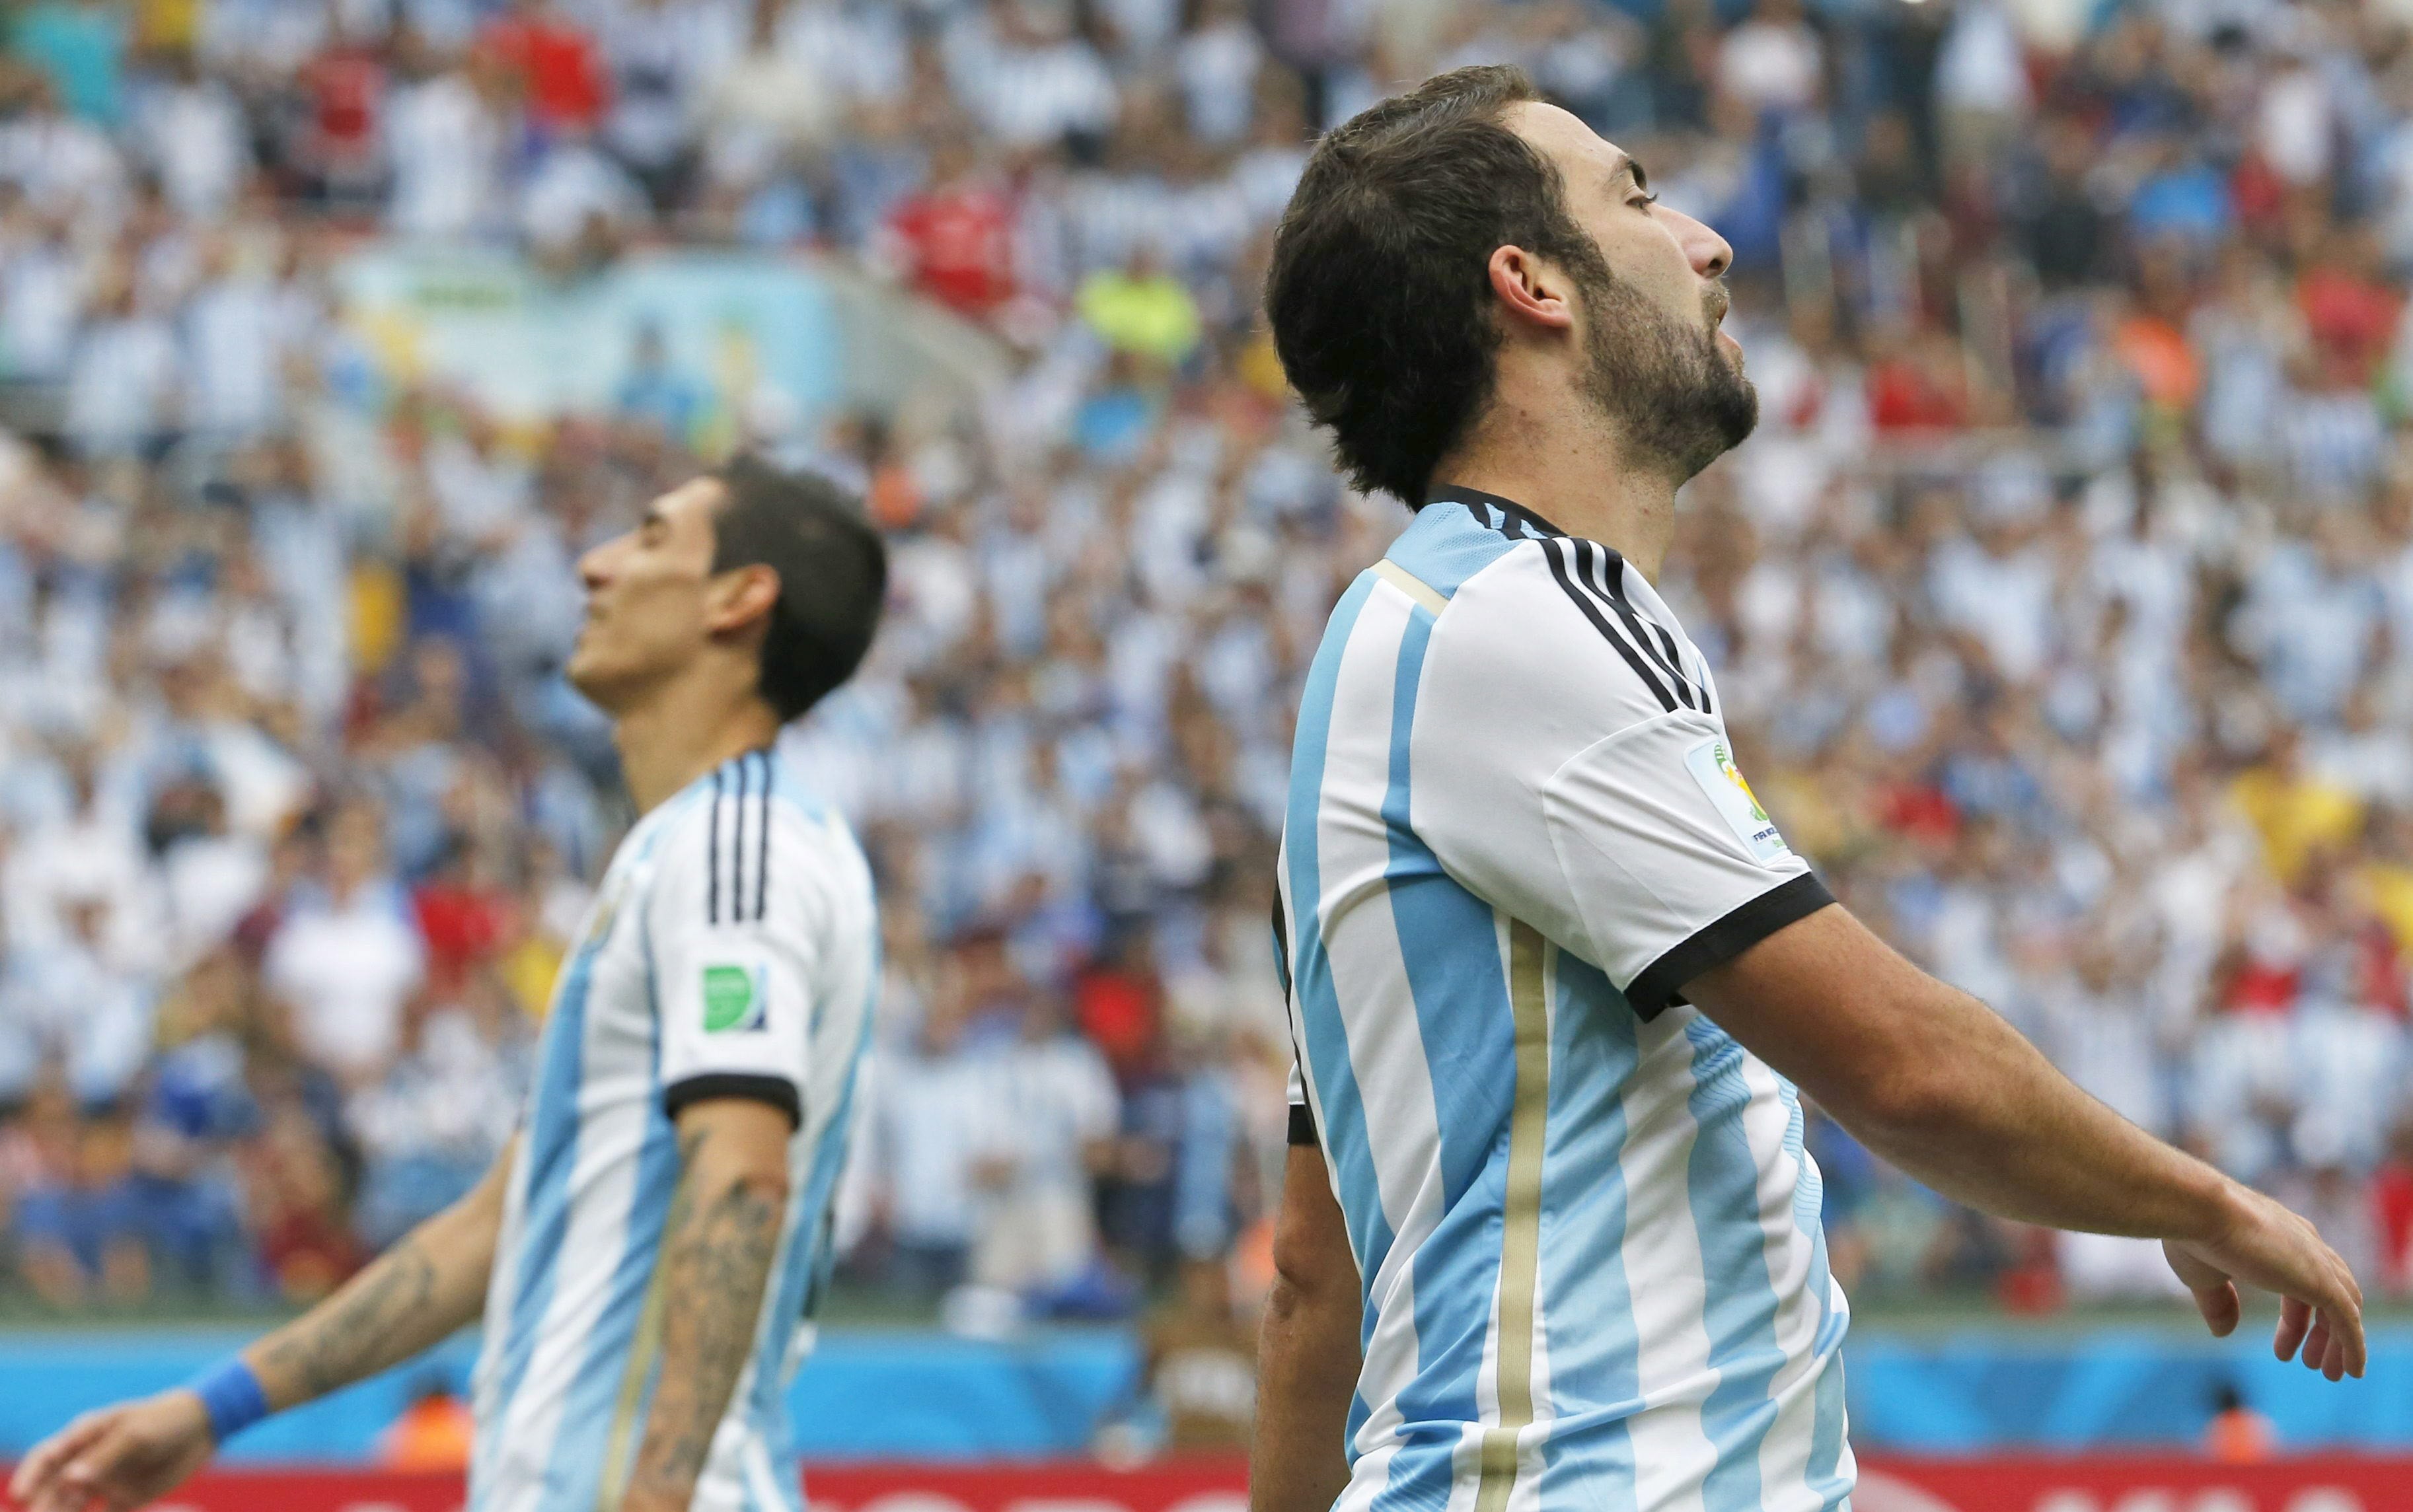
[1661, 205, 1732, 281]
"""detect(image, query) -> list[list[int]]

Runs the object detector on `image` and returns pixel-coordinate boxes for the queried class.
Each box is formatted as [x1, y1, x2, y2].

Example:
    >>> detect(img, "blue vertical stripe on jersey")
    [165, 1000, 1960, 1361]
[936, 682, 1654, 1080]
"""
[752, 946, 873, 1436]
[1775, 1079, 1846, 1357]
[1284, 574, 1395, 1286]
[1533, 956, 1643, 1512]
[537, 799, 696, 1503]
[1282, 573, 1392, 1460]
[745, 775, 859, 1512]
[1379, 604, 1513, 1215]
[538, 1097, 681, 1503]
[1682, 1018, 1791, 1512]
[1370, 593, 1521, 1512]
[1775, 1079, 1853, 1507]
[488, 934, 603, 1419]
[487, 791, 698, 1481]
[1808, 1354, 1851, 1511]
[749, 1016, 870, 1511]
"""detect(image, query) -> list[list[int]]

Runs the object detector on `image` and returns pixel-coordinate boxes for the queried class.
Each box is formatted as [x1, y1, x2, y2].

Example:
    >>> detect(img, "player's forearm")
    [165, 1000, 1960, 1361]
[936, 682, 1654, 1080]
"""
[626, 1131, 788, 1511]
[242, 1161, 505, 1412]
[1250, 1270, 1359, 1512]
[1691, 908, 2239, 1246]
[1832, 990, 2239, 1243]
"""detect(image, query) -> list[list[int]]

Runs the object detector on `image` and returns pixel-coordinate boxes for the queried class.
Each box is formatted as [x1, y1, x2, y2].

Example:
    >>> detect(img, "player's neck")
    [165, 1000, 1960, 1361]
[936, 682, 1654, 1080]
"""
[1432, 423, 1680, 581]
[612, 677, 784, 815]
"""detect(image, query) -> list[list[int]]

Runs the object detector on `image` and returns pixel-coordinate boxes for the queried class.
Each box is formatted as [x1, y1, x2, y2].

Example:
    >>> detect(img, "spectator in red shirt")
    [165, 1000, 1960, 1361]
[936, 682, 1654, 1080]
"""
[410, 837, 512, 997]
[2297, 225, 2402, 388]
[1074, 932, 1163, 1084]
[302, 28, 387, 203]
[478, 0, 609, 139]
[879, 132, 1019, 319]
[1865, 326, 1970, 431]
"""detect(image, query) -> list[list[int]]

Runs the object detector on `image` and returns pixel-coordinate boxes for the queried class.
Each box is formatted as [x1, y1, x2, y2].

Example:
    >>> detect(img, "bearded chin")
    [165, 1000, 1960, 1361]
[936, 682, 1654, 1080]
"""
[1689, 351, 1760, 472]
[1575, 269, 1759, 484]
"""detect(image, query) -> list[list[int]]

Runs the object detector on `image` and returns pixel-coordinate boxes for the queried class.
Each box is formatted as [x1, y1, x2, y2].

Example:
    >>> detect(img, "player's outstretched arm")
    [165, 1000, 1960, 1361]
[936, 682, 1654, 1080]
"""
[9, 1137, 517, 1512]
[1251, 1143, 1361, 1512]
[621, 1096, 792, 1512]
[1686, 905, 2366, 1381]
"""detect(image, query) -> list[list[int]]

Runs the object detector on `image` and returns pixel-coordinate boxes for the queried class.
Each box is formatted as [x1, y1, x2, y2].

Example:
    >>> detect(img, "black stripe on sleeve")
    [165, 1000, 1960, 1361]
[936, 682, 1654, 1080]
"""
[706, 767, 724, 924]
[755, 752, 772, 921]
[1288, 1100, 1318, 1145]
[1584, 543, 1696, 711]
[664, 1071, 801, 1129]
[1623, 872, 1835, 1021]
[1645, 618, 1707, 713]
[1541, 539, 1678, 712]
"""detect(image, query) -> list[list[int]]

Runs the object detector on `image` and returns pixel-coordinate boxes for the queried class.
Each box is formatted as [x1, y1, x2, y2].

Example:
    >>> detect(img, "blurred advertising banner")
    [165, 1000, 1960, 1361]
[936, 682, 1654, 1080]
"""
[333, 246, 843, 435]
[30, 1457, 2413, 1512]
[1861, 1456, 2413, 1510]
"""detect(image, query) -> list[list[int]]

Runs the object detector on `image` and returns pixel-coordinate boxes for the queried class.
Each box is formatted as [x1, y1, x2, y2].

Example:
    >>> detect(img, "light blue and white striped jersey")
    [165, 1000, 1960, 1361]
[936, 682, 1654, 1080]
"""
[469, 748, 878, 1512]
[1277, 490, 1853, 1512]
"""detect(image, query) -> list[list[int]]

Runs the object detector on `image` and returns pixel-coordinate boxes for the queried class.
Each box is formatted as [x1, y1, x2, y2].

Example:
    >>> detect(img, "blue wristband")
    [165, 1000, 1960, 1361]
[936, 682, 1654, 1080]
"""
[184, 1358, 269, 1445]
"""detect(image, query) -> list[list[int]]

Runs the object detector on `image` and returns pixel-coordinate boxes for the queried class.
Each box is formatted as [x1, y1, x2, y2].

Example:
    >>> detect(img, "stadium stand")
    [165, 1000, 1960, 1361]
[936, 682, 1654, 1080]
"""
[1, 0, 2412, 1332]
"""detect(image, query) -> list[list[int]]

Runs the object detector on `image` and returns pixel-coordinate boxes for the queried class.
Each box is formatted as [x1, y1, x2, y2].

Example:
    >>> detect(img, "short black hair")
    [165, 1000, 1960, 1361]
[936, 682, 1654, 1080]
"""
[708, 455, 887, 723]
[1265, 65, 1595, 506]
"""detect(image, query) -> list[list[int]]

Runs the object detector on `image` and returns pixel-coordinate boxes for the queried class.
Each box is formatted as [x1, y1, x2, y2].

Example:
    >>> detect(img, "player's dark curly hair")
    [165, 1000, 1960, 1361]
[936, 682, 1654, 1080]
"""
[709, 454, 887, 722]
[1265, 65, 1600, 507]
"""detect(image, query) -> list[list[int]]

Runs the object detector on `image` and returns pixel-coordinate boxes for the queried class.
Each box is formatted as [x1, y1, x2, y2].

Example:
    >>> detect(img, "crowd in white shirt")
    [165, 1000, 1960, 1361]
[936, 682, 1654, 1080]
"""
[7, 0, 2413, 1318]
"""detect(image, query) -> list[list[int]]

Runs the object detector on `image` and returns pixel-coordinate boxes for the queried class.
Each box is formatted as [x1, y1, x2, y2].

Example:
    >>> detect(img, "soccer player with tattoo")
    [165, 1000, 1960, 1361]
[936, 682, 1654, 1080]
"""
[10, 458, 887, 1512]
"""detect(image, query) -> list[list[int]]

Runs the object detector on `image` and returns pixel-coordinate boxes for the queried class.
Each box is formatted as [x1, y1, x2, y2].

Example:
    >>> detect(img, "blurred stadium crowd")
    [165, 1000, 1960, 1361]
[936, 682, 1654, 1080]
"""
[6, 0, 2413, 1334]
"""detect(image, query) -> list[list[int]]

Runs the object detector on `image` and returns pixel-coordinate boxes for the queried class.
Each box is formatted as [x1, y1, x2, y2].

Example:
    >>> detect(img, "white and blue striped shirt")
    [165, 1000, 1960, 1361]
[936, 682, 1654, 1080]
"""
[469, 749, 879, 1512]
[1277, 491, 1852, 1512]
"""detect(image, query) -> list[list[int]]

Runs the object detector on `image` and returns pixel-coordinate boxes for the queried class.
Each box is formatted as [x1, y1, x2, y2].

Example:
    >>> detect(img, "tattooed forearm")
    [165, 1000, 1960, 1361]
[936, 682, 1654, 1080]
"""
[628, 1127, 788, 1508]
[254, 1242, 440, 1399]
[238, 1147, 511, 1412]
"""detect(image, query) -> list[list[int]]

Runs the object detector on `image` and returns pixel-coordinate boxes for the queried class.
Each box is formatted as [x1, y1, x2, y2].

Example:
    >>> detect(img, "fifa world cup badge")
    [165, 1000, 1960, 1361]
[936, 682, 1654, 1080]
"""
[702, 962, 769, 1033]
[1686, 737, 1793, 864]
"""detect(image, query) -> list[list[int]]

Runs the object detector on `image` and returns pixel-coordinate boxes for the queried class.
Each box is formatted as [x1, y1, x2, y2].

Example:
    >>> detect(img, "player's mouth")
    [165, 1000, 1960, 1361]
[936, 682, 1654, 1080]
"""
[1704, 285, 1743, 363]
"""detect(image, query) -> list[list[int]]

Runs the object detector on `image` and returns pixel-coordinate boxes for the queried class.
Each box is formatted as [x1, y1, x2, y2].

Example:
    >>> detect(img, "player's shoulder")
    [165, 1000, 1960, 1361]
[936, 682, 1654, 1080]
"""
[1337, 491, 1567, 653]
[1380, 491, 1712, 731]
[644, 749, 872, 925]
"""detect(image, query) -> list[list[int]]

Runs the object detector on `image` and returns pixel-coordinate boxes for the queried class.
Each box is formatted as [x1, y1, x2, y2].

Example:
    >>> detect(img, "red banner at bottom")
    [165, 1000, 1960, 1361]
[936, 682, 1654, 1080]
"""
[22, 1455, 2413, 1512]
[1861, 1457, 2413, 1511]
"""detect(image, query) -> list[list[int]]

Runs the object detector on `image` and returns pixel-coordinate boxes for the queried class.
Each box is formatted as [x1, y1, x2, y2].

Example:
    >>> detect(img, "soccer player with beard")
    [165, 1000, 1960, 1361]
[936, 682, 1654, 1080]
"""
[1253, 67, 2363, 1512]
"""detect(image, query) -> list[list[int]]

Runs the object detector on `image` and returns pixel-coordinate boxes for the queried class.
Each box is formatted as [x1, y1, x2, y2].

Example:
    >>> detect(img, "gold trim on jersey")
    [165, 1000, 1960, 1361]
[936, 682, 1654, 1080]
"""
[1473, 918, 1552, 1512]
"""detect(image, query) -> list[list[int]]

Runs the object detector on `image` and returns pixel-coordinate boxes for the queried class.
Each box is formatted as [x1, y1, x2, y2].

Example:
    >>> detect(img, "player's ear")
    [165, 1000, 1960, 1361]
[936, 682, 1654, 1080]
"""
[1487, 244, 1576, 333]
[706, 563, 782, 637]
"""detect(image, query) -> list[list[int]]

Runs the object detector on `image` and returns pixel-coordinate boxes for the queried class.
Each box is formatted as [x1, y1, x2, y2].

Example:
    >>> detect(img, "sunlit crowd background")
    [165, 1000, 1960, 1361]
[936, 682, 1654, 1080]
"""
[4, 0, 2413, 1359]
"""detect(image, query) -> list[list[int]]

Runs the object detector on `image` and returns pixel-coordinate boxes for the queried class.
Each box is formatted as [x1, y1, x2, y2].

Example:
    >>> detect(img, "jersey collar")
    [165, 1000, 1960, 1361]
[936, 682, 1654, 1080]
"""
[1422, 483, 1569, 540]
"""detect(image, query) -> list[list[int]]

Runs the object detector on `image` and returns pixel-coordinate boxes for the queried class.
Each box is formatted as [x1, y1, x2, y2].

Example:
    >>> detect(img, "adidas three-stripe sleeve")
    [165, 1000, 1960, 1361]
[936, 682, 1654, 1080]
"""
[648, 752, 821, 1126]
[1403, 521, 1832, 1015]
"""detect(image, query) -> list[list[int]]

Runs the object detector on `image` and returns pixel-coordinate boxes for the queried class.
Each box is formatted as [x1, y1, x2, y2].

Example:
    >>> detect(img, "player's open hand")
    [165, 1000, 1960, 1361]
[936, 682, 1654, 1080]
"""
[8, 1390, 215, 1512]
[2163, 1185, 2366, 1382]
